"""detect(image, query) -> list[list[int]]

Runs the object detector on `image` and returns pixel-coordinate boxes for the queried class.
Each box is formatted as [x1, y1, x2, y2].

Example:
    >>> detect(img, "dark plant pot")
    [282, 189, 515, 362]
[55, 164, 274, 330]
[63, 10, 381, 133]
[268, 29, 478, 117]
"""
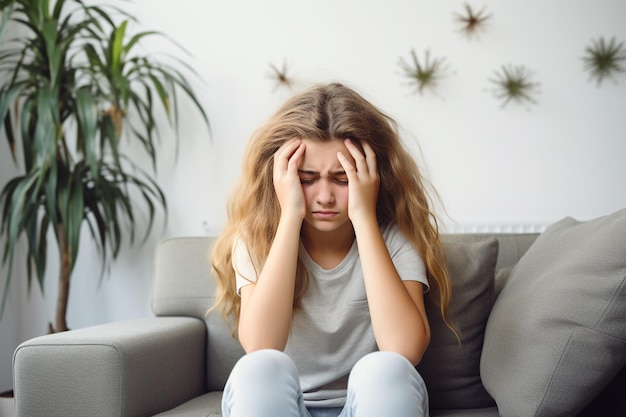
[0, 390, 14, 417]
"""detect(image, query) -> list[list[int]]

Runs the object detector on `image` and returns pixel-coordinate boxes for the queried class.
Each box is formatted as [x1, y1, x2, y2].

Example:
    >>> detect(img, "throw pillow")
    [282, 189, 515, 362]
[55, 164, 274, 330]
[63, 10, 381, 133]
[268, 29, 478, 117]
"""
[418, 235, 499, 409]
[481, 209, 626, 417]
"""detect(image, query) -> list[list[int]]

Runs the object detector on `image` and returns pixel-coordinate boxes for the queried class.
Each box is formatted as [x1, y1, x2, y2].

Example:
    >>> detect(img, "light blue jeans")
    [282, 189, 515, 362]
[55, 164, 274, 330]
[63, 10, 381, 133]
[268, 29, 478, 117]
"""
[221, 349, 429, 417]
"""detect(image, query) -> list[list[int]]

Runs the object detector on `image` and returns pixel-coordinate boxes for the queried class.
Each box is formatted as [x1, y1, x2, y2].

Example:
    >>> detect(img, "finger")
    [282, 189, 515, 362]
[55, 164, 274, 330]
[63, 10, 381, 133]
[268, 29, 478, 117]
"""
[280, 139, 302, 159]
[337, 151, 357, 180]
[274, 139, 302, 171]
[344, 139, 368, 175]
[360, 141, 378, 176]
[287, 143, 306, 173]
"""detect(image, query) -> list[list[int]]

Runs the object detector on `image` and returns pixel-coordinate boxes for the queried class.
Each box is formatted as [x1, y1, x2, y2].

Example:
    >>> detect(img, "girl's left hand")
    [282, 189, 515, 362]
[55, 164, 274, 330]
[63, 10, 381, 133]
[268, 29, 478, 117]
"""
[337, 139, 380, 223]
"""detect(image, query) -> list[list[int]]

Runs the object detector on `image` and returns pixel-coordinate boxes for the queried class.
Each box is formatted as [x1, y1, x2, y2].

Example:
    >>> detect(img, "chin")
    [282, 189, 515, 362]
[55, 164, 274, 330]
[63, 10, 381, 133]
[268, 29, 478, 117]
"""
[306, 219, 352, 234]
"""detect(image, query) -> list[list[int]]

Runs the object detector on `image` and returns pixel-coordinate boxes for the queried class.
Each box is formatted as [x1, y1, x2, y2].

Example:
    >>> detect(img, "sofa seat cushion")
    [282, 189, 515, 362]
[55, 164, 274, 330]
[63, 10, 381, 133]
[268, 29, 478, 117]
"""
[153, 391, 501, 417]
[481, 209, 626, 417]
[418, 236, 499, 409]
[153, 391, 222, 417]
[431, 408, 500, 417]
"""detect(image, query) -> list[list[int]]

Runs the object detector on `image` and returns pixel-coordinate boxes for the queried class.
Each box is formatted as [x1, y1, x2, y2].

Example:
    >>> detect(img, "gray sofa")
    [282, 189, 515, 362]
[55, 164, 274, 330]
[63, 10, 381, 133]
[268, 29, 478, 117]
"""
[12, 209, 626, 416]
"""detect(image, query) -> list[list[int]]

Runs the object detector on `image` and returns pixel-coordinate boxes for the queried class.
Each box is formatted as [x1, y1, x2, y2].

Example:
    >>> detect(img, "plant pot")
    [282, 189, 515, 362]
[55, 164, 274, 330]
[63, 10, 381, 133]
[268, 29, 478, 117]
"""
[0, 390, 14, 417]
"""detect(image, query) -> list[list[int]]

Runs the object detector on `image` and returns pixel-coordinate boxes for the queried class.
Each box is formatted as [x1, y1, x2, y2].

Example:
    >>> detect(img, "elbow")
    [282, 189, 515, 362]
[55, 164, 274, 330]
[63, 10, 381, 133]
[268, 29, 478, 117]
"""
[412, 322, 431, 365]
[406, 335, 430, 366]
[381, 338, 428, 367]
[378, 333, 430, 367]
[403, 322, 431, 366]
[376, 318, 431, 366]
[240, 340, 287, 354]
[238, 324, 288, 354]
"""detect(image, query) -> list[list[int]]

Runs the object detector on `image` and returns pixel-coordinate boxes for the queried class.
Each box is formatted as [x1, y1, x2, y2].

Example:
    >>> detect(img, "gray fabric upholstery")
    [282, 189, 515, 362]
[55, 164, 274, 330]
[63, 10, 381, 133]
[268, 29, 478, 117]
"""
[153, 391, 223, 417]
[418, 235, 499, 409]
[153, 237, 245, 391]
[481, 209, 626, 417]
[13, 317, 206, 417]
[152, 237, 215, 318]
[431, 408, 500, 417]
[152, 391, 501, 417]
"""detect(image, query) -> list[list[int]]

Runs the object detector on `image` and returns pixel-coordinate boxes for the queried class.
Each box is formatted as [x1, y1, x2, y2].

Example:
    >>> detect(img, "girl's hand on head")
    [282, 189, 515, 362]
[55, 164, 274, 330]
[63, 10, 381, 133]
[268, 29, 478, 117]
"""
[337, 139, 380, 224]
[273, 139, 307, 221]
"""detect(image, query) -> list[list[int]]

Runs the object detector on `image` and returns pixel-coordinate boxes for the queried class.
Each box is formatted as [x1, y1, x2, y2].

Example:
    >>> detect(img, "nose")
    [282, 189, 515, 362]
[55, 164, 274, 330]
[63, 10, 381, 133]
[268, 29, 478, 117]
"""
[316, 179, 335, 205]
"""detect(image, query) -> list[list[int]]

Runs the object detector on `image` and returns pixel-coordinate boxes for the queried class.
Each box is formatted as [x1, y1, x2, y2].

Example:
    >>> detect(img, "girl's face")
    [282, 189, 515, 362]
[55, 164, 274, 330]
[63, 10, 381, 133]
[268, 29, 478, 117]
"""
[298, 138, 354, 237]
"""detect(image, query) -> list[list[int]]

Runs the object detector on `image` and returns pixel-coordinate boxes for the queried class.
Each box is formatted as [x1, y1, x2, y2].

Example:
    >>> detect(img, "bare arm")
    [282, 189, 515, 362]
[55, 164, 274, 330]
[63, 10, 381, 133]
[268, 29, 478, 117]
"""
[238, 140, 306, 353]
[338, 140, 430, 365]
[351, 216, 430, 365]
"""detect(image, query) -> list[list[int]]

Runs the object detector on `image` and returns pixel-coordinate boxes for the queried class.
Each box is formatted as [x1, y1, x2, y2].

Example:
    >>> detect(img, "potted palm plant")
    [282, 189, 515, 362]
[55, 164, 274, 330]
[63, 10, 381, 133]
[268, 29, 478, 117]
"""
[0, 0, 209, 335]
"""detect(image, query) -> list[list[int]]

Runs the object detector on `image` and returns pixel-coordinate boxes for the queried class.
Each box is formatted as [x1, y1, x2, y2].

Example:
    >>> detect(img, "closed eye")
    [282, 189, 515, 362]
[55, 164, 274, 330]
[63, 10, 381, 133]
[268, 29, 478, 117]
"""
[298, 172, 319, 184]
[298, 170, 347, 185]
[334, 176, 348, 185]
[298, 170, 318, 185]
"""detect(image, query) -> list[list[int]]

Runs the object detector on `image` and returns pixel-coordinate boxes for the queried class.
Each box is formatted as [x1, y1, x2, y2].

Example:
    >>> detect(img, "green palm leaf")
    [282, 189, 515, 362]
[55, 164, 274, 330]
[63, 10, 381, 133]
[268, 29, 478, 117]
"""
[75, 87, 98, 178]
[0, 0, 210, 331]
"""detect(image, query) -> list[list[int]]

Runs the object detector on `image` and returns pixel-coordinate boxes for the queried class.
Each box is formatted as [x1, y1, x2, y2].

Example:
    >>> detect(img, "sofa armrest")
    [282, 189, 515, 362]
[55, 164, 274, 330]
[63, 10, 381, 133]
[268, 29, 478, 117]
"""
[13, 317, 206, 417]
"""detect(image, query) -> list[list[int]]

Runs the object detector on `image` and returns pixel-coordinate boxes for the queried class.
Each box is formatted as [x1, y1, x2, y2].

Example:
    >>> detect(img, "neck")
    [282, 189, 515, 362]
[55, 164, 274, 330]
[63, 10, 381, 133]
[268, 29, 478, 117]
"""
[301, 223, 355, 266]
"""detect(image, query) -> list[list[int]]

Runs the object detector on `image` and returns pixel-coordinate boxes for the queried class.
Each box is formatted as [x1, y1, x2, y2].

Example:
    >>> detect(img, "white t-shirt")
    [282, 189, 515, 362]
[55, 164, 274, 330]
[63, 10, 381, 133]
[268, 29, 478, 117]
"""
[233, 223, 428, 407]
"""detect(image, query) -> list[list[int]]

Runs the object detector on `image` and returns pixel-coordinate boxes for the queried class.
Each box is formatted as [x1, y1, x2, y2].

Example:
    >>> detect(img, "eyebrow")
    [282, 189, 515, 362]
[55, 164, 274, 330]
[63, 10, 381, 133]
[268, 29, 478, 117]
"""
[298, 169, 346, 175]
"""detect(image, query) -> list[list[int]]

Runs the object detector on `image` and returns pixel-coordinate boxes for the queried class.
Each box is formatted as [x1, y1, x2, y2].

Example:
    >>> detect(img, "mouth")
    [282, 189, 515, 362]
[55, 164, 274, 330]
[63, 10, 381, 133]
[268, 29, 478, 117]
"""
[312, 210, 338, 219]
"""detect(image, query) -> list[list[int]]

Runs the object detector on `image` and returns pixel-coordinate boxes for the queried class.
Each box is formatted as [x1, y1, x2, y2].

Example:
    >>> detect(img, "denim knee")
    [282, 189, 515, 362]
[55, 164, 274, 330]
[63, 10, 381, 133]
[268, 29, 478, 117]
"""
[349, 351, 418, 386]
[345, 351, 429, 417]
[229, 349, 299, 384]
[222, 349, 307, 417]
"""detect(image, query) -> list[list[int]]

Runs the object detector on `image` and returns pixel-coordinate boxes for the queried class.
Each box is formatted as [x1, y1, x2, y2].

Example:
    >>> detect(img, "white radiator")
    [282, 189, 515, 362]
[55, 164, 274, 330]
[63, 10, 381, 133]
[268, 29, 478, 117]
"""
[442, 222, 550, 234]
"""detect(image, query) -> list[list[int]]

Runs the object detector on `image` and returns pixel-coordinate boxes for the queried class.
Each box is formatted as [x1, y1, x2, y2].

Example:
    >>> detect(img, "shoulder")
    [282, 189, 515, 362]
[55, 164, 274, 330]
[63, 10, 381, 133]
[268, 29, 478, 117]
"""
[381, 223, 429, 289]
[381, 222, 410, 248]
[380, 222, 419, 261]
[232, 237, 258, 290]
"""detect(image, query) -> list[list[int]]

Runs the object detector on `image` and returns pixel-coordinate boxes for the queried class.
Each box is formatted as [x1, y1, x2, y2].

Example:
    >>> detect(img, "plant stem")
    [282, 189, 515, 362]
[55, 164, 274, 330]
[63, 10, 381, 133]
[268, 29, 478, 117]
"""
[55, 224, 70, 332]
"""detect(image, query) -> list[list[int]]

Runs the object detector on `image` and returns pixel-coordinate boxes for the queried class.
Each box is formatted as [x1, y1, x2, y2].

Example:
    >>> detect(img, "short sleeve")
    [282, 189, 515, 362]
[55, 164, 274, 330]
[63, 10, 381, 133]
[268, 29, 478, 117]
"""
[383, 224, 429, 292]
[232, 238, 258, 295]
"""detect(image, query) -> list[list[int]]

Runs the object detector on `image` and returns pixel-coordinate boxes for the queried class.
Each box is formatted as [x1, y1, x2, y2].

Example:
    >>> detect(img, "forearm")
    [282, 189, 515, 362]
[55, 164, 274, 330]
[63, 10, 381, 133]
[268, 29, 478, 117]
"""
[238, 215, 302, 352]
[353, 217, 430, 365]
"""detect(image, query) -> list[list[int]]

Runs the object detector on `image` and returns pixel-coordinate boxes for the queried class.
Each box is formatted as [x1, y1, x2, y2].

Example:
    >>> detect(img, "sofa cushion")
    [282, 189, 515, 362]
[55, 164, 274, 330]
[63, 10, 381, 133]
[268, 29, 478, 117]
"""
[418, 235, 499, 409]
[481, 209, 626, 417]
[153, 391, 223, 417]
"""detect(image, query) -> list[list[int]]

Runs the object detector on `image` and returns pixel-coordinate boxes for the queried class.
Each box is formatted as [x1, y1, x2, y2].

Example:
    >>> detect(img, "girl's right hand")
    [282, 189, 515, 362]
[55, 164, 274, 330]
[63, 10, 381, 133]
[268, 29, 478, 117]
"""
[273, 139, 306, 221]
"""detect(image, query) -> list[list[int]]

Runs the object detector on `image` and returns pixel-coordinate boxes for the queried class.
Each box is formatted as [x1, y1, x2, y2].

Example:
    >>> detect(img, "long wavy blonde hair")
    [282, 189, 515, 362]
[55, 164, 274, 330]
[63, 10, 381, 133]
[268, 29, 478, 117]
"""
[211, 82, 452, 335]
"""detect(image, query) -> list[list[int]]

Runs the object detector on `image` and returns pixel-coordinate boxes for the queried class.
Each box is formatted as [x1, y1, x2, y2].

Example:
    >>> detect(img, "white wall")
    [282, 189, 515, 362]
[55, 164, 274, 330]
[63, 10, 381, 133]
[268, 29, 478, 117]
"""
[1, 0, 625, 391]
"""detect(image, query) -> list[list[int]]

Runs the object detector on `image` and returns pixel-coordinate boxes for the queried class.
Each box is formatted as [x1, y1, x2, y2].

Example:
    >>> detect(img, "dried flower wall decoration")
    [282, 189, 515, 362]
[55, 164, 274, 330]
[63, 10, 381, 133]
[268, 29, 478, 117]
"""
[488, 65, 540, 108]
[268, 60, 294, 91]
[454, 3, 491, 39]
[398, 49, 450, 95]
[582, 37, 626, 86]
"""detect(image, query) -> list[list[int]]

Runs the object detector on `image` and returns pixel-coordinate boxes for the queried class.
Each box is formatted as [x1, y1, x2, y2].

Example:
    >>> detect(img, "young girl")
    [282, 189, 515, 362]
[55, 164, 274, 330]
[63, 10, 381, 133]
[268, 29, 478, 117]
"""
[211, 83, 452, 417]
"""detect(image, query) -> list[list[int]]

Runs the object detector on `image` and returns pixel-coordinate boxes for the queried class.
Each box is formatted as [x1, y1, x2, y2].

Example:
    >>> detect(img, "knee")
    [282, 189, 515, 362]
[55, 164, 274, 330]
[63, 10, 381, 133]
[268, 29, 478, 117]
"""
[349, 351, 428, 394]
[347, 352, 429, 415]
[223, 350, 304, 416]
[229, 349, 298, 385]
[350, 351, 416, 384]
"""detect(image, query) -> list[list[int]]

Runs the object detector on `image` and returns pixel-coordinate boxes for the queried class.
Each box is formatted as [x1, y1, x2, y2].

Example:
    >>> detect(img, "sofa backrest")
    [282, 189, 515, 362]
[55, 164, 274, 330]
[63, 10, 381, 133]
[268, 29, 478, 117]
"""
[448, 233, 538, 295]
[151, 233, 539, 392]
[152, 236, 245, 392]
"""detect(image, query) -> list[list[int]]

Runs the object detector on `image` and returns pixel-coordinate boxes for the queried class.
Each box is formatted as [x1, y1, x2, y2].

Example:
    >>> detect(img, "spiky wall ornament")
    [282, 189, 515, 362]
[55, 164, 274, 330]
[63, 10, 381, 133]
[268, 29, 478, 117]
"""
[488, 65, 540, 108]
[398, 49, 450, 95]
[455, 3, 491, 39]
[582, 37, 626, 86]
[268, 60, 293, 91]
